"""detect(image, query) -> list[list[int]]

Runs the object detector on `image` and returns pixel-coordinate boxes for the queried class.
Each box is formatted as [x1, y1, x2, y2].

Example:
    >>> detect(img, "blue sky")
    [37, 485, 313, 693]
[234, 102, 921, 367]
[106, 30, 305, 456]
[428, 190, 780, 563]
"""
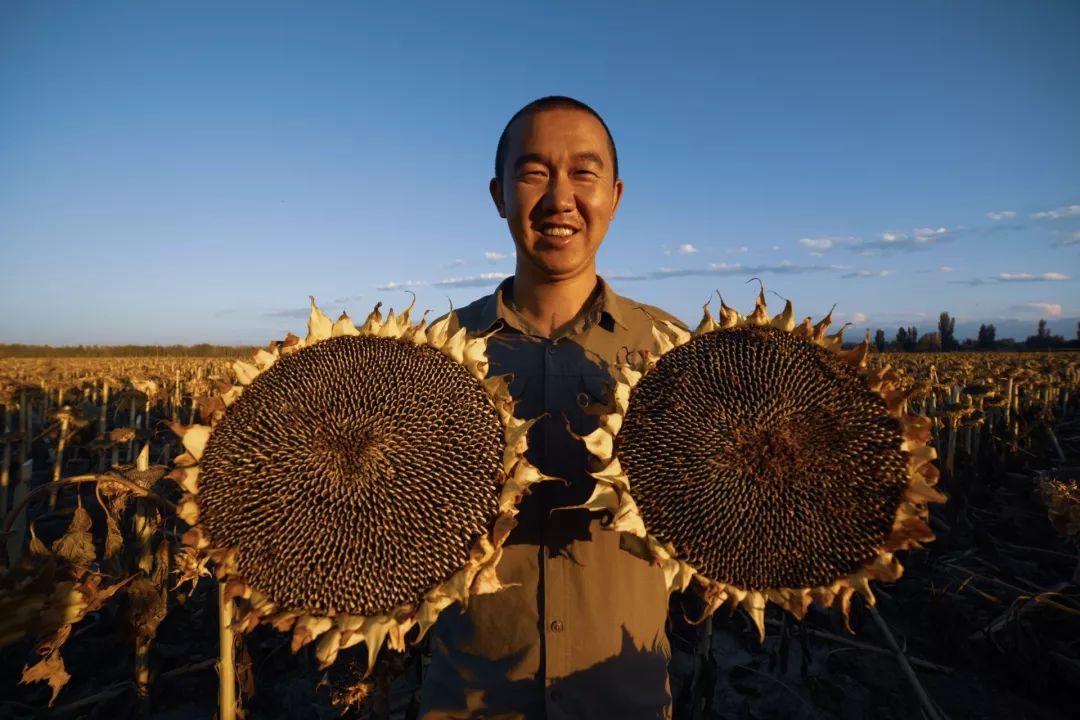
[1, 1, 1078, 344]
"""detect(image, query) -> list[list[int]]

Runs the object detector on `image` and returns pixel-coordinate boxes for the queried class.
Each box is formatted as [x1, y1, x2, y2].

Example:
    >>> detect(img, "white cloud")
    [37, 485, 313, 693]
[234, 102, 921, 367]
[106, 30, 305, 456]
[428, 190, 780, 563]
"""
[879, 232, 904, 243]
[1032, 204, 1080, 220]
[986, 210, 1016, 221]
[913, 227, 949, 242]
[376, 279, 427, 291]
[1015, 302, 1067, 317]
[434, 272, 511, 288]
[771, 245, 780, 251]
[840, 268, 892, 279]
[940, 266, 955, 272]
[676, 243, 698, 255]
[851, 312, 867, 323]
[800, 237, 834, 250]
[997, 272, 1071, 282]
[484, 251, 509, 262]
[1057, 232, 1080, 247]
[724, 245, 749, 255]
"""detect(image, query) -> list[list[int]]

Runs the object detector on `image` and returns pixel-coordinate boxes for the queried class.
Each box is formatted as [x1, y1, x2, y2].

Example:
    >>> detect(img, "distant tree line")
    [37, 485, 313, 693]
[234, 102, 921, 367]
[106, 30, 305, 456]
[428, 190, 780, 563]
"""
[0, 344, 256, 359]
[870, 315, 1079, 353]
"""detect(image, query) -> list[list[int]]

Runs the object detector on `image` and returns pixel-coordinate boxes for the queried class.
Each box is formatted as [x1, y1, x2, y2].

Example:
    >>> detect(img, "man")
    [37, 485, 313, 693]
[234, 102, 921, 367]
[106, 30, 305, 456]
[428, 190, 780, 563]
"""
[420, 97, 685, 720]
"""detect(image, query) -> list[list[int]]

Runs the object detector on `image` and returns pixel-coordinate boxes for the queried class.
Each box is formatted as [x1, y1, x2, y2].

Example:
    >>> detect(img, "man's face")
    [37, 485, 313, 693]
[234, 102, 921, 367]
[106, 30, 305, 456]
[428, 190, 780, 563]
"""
[490, 108, 623, 283]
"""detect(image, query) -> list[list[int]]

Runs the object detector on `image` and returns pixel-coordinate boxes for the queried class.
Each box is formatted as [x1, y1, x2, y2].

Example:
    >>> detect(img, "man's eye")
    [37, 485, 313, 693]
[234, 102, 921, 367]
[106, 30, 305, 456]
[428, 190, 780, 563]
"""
[575, 170, 599, 178]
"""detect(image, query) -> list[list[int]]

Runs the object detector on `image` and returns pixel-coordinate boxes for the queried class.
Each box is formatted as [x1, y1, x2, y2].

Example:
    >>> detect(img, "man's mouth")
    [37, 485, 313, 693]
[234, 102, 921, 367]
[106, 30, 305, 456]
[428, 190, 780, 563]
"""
[538, 225, 579, 237]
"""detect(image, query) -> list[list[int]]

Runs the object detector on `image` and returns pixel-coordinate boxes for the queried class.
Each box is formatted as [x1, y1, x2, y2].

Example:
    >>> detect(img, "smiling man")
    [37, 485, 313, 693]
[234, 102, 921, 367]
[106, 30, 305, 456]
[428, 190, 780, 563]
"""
[420, 97, 684, 720]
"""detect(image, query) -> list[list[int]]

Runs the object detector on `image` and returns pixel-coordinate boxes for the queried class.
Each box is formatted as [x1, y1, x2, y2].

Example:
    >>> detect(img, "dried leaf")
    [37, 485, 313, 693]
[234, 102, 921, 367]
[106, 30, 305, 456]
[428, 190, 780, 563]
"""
[28, 524, 52, 558]
[20, 650, 70, 705]
[127, 575, 168, 642]
[37, 624, 72, 658]
[82, 574, 135, 615]
[237, 639, 256, 700]
[104, 511, 124, 561]
[51, 506, 95, 567]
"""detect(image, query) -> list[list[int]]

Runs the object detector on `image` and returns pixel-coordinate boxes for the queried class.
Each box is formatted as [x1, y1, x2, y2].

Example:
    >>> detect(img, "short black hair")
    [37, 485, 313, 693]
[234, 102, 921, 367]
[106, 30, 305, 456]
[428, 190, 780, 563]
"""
[494, 96, 619, 184]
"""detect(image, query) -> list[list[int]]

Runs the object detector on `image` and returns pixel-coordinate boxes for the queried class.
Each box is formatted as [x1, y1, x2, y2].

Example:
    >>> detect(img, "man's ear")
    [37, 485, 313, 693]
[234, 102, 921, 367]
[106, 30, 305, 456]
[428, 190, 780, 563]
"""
[489, 177, 506, 218]
[610, 178, 625, 221]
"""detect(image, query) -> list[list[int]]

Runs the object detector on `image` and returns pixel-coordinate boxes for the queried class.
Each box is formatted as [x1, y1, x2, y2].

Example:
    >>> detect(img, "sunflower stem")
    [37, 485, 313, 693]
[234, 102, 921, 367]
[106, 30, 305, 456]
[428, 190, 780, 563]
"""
[0, 474, 175, 541]
[48, 414, 70, 510]
[218, 582, 237, 720]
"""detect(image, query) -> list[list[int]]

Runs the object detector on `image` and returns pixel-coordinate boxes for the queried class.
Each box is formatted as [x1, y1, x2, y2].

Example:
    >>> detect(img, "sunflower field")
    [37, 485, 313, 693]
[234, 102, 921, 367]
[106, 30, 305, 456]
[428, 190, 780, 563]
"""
[1, 331, 1077, 719]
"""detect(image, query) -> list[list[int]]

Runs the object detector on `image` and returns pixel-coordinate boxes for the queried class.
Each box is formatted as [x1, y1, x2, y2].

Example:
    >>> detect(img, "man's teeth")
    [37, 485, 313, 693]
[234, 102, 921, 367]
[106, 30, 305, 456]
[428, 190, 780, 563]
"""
[541, 227, 575, 237]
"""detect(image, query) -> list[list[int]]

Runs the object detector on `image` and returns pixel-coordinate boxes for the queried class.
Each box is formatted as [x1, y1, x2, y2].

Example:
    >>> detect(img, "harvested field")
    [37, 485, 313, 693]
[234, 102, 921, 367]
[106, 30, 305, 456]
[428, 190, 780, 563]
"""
[1, 351, 1078, 719]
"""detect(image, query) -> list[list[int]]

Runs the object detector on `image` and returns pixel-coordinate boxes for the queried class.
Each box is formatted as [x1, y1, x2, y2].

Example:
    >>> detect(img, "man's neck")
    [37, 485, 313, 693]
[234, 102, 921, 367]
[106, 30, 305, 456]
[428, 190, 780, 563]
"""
[509, 267, 599, 338]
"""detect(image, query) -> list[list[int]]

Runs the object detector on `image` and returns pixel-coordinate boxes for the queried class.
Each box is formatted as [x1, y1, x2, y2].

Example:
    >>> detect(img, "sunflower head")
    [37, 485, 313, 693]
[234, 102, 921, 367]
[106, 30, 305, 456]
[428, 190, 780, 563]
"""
[169, 297, 549, 670]
[573, 285, 945, 638]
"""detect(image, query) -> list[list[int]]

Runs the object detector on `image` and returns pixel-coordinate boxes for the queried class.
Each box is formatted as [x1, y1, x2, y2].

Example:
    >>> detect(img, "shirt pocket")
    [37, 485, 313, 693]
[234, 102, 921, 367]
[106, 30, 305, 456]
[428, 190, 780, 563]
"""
[573, 371, 615, 433]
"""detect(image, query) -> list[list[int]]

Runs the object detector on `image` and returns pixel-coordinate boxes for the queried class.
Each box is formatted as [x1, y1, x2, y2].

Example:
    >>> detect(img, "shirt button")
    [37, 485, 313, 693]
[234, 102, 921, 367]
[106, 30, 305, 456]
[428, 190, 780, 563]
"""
[549, 619, 564, 632]
[547, 345, 557, 355]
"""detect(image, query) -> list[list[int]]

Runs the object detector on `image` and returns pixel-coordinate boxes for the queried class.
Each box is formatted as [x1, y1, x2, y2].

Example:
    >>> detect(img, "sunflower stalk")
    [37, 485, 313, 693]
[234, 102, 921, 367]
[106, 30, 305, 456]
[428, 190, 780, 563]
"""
[48, 413, 70, 510]
[20, 389, 30, 462]
[127, 396, 138, 463]
[1, 408, 12, 520]
[1, 474, 175, 541]
[99, 382, 111, 438]
[172, 369, 181, 423]
[132, 445, 156, 711]
[218, 581, 237, 720]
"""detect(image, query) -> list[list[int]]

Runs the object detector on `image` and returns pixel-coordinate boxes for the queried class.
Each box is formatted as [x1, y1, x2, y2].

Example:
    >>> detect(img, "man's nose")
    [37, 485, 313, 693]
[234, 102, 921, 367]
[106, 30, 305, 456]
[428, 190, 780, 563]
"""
[542, 172, 575, 213]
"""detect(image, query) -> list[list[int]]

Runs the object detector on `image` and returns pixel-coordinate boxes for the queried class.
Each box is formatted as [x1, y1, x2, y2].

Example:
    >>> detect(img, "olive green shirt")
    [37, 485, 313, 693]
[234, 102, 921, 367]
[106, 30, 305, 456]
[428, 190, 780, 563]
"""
[420, 277, 684, 720]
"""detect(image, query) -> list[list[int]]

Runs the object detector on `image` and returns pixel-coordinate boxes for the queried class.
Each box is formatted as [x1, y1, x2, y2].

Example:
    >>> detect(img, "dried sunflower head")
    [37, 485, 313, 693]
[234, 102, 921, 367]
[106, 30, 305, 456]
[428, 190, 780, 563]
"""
[1040, 475, 1080, 539]
[574, 287, 946, 638]
[168, 297, 548, 670]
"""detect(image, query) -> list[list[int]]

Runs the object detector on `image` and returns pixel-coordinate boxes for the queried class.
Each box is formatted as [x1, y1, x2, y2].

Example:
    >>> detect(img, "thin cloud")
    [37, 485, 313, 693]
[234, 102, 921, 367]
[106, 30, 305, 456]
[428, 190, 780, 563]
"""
[375, 279, 427, 291]
[1010, 302, 1063, 317]
[484, 251, 509, 262]
[1055, 232, 1080, 247]
[434, 272, 511, 288]
[940, 266, 955, 272]
[725, 245, 749, 255]
[851, 312, 867, 323]
[664, 243, 700, 256]
[445, 258, 466, 269]
[650, 262, 831, 280]
[331, 295, 364, 304]
[1032, 204, 1080, 220]
[841, 269, 893, 279]
[855, 227, 950, 253]
[997, 272, 1070, 282]
[986, 210, 1016, 221]
[798, 236, 856, 253]
[954, 271, 1072, 287]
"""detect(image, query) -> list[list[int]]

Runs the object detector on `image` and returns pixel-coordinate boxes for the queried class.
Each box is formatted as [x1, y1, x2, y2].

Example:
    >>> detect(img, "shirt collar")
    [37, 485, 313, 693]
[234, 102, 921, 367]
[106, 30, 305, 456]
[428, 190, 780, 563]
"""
[475, 276, 628, 337]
